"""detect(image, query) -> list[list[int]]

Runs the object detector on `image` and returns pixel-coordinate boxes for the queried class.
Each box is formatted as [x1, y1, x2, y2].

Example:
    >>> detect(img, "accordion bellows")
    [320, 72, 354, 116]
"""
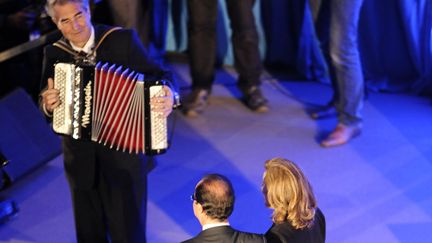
[53, 62, 168, 155]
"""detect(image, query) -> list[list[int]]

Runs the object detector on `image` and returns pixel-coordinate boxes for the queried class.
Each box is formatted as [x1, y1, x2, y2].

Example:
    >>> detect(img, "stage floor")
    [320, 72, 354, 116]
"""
[1, 62, 432, 243]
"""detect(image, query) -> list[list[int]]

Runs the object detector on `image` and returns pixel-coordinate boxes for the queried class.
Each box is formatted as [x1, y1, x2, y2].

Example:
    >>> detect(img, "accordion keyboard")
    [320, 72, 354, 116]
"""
[53, 63, 74, 135]
[149, 85, 168, 150]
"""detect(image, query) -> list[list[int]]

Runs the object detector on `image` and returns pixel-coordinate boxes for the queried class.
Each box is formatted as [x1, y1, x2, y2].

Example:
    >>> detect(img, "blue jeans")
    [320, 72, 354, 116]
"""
[329, 0, 365, 125]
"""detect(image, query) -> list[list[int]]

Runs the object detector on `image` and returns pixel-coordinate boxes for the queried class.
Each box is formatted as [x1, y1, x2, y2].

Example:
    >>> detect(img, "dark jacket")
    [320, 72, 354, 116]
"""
[265, 208, 326, 243]
[182, 225, 266, 243]
[40, 24, 170, 190]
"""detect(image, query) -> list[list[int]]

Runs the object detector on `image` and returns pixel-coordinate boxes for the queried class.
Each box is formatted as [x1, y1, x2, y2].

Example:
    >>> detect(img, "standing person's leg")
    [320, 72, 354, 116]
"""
[321, 0, 365, 147]
[70, 188, 109, 243]
[96, 145, 148, 243]
[106, 0, 147, 44]
[148, 0, 170, 60]
[309, 0, 339, 119]
[183, 0, 218, 117]
[226, 0, 268, 112]
[62, 140, 108, 243]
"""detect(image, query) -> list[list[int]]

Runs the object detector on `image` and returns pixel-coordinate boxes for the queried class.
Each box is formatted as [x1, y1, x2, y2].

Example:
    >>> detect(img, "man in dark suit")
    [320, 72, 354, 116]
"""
[39, 0, 175, 242]
[182, 174, 265, 243]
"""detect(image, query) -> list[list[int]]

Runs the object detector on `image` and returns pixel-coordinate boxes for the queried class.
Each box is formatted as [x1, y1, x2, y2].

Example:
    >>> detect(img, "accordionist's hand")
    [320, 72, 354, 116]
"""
[150, 86, 174, 118]
[41, 78, 60, 115]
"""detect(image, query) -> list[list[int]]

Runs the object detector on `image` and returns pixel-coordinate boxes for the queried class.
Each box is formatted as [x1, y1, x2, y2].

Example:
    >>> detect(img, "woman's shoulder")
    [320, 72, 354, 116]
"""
[315, 208, 326, 226]
[268, 222, 296, 235]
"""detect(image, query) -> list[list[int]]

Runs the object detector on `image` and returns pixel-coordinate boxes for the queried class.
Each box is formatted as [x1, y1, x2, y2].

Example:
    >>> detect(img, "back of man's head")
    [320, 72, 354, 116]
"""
[194, 174, 235, 222]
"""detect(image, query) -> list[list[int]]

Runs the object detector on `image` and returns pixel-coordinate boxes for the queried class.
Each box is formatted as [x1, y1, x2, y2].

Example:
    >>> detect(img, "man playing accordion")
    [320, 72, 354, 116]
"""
[39, 0, 176, 242]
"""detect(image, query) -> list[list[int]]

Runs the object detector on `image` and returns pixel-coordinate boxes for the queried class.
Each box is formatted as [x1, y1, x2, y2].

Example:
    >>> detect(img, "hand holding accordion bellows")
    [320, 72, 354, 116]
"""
[150, 86, 174, 118]
[41, 78, 60, 114]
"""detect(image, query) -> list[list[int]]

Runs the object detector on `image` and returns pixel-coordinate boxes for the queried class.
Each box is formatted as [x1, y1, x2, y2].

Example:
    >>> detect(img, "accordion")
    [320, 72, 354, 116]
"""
[52, 62, 168, 155]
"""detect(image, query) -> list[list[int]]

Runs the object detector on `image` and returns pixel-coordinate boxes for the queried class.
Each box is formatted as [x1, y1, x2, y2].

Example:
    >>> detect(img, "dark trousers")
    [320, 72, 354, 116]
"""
[187, 0, 262, 91]
[63, 141, 148, 243]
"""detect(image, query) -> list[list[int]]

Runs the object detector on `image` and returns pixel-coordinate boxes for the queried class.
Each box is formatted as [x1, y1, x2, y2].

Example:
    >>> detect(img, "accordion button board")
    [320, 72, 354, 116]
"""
[52, 62, 168, 155]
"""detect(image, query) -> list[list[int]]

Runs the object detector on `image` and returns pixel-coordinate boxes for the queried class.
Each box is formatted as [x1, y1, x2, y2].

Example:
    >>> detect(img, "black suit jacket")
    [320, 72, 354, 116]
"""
[265, 208, 326, 243]
[40, 24, 170, 189]
[182, 225, 265, 243]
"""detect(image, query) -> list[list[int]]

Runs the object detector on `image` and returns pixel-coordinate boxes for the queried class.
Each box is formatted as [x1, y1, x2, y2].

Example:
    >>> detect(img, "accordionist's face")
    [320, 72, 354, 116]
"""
[53, 2, 92, 48]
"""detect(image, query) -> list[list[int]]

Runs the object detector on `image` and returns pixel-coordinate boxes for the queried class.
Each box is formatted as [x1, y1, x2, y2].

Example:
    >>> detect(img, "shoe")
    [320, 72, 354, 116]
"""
[320, 123, 362, 148]
[310, 106, 337, 119]
[182, 89, 210, 117]
[242, 86, 269, 112]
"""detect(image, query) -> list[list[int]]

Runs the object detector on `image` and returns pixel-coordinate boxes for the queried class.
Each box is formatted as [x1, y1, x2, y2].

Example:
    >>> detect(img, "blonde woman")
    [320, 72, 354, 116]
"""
[262, 158, 326, 243]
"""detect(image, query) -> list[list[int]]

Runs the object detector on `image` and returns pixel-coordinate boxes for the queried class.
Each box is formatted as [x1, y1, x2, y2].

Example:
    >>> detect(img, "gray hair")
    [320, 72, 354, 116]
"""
[45, 0, 90, 19]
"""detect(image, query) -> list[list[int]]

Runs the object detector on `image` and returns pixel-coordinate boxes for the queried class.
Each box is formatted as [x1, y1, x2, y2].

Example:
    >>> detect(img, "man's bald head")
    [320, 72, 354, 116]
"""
[193, 174, 235, 221]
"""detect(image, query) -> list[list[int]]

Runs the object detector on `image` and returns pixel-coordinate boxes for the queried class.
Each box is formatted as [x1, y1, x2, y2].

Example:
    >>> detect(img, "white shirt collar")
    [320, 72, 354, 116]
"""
[70, 26, 95, 54]
[202, 222, 230, 231]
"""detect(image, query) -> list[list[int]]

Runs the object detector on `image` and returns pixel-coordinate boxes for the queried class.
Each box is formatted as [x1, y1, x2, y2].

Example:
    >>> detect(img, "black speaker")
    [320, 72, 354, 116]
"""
[0, 88, 61, 185]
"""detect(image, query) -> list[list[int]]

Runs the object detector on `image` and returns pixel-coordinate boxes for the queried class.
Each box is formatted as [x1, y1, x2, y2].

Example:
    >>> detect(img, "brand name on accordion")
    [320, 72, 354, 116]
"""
[82, 81, 92, 128]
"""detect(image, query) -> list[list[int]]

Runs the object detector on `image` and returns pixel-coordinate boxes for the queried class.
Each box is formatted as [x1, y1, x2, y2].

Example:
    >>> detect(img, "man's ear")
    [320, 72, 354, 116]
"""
[194, 200, 202, 212]
[195, 201, 204, 213]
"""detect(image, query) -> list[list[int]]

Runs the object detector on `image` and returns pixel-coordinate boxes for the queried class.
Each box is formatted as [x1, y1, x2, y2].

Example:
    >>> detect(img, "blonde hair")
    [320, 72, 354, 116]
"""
[263, 158, 317, 229]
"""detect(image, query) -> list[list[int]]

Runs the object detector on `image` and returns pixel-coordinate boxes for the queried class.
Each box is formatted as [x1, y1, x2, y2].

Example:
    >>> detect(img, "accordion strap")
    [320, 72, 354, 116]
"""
[52, 41, 77, 56]
[93, 27, 122, 52]
[52, 26, 123, 60]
